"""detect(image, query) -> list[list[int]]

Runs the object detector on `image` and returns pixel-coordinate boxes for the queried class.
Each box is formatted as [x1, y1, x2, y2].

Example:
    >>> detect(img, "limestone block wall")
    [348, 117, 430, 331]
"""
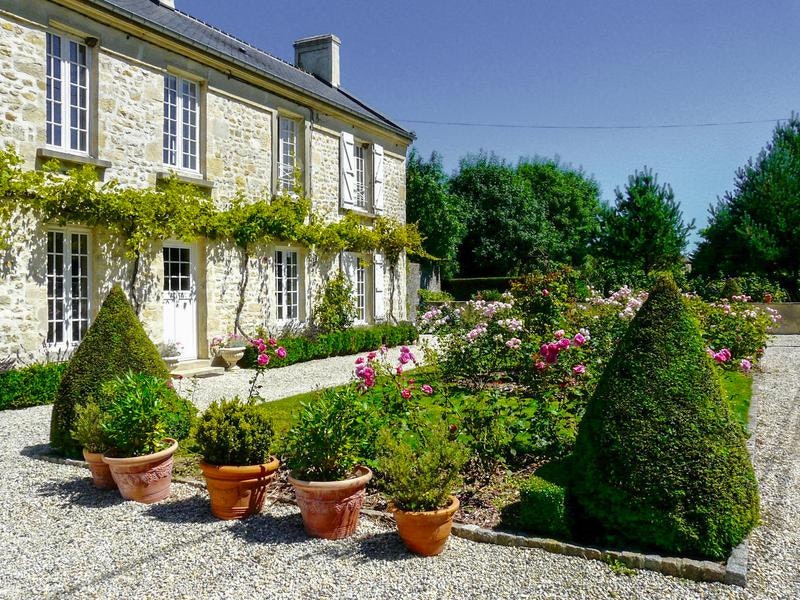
[0, 1, 411, 364]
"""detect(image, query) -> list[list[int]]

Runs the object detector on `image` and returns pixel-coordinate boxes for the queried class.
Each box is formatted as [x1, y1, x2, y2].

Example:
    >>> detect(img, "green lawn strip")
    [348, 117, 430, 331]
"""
[719, 370, 753, 428]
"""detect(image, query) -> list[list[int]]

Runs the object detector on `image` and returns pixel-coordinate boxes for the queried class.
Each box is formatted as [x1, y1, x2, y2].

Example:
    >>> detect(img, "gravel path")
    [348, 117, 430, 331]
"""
[179, 345, 425, 411]
[0, 338, 798, 599]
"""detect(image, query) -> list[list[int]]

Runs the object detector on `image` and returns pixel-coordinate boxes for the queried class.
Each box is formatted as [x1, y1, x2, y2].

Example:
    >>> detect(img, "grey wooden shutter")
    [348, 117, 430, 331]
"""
[372, 144, 385, 215]
[340, 131, 355, 209]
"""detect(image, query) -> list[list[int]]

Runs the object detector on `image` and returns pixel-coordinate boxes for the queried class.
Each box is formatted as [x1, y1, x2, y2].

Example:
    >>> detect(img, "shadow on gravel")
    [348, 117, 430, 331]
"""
[37, 477, 124, 508]
[20, 443, 52, 459]
[229, 510, 309, 545]
[316, 530, 416, 564]
[145, 494, 219, 524]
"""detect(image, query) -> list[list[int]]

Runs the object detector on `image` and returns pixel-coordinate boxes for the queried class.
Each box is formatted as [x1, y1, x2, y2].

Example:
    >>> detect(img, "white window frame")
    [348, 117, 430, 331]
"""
[275, 248, 301, 323]
[47, 228, 92, 347]
[355, 256, 368, 322]
[46, 31, 90, 155]
[163, 74, 200, 173]
[277, 116, 298, 192]
[353, 142, 370, 210]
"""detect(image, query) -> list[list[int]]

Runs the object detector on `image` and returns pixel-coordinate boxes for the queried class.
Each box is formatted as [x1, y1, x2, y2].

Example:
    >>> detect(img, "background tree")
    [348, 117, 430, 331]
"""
[516, 158, 601, 267]
[451, 153, 554, 277]
[406, 149, 466, 279]
[594, 167, 694, 277]
[693, 115, 800, 298]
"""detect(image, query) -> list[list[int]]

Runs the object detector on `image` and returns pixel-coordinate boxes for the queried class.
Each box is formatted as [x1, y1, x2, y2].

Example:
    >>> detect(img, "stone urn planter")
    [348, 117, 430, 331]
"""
[288, 466, 373, 539]
[102, 438, 178, 504]
[200, 457, 280, 520]
[218, 347, 246, 370]
[162, 355, 181, 369]
[82, 449, 117, 490]
[389, 496, 460, 556]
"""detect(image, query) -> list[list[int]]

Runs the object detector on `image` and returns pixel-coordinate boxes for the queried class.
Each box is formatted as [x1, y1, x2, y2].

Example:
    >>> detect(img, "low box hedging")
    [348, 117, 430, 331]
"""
[516, 475, 570, 539]
[442, 277, 515, 301]
[241, 323, 418, 369]
[0, 363, 67, 411]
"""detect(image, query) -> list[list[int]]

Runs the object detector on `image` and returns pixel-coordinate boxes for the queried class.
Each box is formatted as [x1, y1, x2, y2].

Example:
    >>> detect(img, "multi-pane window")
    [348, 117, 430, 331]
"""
[353, 144, 368, 208]
[46, 32, 89, 153]
[355, 257, 367, 321]
[278, 117, 297, 191]
[47, 231, 90, 345]
[163, 74, 199, 171]
[163, 247, 191, 292]
[275, 250, 300, 321]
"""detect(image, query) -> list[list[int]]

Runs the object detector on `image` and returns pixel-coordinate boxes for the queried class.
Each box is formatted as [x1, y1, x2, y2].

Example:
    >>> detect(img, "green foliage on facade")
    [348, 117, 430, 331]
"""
[569, 274, 759, 559]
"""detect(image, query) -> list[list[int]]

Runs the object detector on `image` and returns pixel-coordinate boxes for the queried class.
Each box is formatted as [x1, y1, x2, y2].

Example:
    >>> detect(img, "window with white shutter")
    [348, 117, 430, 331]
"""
[340, 131, 356, 209]
[373, 252, 385, 321]
[372, 144, 385, 215]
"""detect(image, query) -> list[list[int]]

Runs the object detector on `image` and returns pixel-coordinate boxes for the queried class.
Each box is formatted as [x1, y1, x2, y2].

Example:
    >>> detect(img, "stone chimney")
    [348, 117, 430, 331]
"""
[155, 0, 175, 9]
[293, 34, 341, 88]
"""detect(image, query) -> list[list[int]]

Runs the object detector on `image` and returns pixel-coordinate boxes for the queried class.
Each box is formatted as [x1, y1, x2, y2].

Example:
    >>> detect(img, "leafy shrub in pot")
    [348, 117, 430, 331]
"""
[70, 401, 115, 490]
[284, 387, 373, 539]
[100, 372, 179, 504]
[195, 397, 280, 520]
[378, 424, 466, 556]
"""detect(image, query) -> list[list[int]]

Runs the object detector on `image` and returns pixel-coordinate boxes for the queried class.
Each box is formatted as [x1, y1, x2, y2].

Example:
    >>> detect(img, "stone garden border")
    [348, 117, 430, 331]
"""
[30, 383, 759, 588]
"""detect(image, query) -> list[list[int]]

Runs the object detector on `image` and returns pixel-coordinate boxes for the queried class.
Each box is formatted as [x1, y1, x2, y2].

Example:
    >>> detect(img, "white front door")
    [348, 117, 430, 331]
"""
[162, 243, 197, 361]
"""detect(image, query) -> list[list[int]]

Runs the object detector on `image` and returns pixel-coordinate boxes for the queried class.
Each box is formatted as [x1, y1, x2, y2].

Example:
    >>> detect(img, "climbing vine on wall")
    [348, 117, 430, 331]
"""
[0, 145, 432, 319]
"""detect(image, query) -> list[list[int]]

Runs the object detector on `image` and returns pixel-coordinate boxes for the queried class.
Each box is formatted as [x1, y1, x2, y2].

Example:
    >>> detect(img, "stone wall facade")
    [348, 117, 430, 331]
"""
[0, 2, 411, 363]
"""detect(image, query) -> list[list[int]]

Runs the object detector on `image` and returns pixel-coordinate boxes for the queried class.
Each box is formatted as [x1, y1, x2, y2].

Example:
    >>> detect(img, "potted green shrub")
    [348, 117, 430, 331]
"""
[284, 386, 373, 539]
[378, 424, 467, 556]
[70, 401, 116, 490]
[100, 372, 179, 504]
[195, 397, 280, 520]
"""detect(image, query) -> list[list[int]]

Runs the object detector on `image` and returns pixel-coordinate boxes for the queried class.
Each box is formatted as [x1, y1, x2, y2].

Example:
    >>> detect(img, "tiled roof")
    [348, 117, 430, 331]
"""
[87, 0, 413, 140]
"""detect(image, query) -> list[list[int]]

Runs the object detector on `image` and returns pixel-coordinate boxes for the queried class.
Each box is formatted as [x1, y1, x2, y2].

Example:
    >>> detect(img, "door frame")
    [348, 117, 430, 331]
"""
[162, 240, 199, 361]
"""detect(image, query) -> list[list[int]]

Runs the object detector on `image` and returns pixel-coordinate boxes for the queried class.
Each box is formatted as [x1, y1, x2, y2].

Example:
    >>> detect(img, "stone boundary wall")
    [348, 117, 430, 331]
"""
[753, 302, 800, 334]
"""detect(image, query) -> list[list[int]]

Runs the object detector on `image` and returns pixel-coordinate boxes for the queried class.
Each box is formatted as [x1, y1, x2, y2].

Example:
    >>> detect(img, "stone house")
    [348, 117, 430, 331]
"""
[0, 0, 414, 363]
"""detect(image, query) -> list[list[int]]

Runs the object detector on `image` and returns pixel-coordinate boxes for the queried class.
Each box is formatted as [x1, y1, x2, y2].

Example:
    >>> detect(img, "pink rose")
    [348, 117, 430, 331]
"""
[740, 359, 752, 372]
[534, 361, 546, 371]
[542, 289, 550, 297]
[401, 388, 412, 400]
[398, 352, 411, 365]
[554, 329, 565, 339]
[558, 338, 571, 350]
[421, 384, 433, 395]
[368, 351, 377, 361]
[572, 333, 586, 346]
[268, 337, 277, 347]
[396, 365, 403, 376]
[401, 346, 410, 353]
[277, 347, 287, 359]
[355, 357, 365, 365]
[572, 364, 586, 375]
[257, 353, 270, 367]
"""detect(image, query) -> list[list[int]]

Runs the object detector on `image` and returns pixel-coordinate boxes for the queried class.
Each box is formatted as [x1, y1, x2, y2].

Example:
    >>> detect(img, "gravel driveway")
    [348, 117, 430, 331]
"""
[179, 344, 425, 411]
[0, 338, 798, 599]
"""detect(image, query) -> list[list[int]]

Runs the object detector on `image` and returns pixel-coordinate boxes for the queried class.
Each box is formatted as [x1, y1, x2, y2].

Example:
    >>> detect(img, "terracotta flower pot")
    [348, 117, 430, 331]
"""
[200, 457, 280, 520]
[389, 496, 460, 556]
[82, 449, 117, 490]
[288, 466, 373, 539]
[102, 439, 178, 504]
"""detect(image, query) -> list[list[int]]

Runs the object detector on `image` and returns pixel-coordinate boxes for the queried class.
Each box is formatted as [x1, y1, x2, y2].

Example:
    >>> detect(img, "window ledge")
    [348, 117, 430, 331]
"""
[344, 207, 379, 219]
[156, 171, 214, 190]
[37, 148, 112, 170]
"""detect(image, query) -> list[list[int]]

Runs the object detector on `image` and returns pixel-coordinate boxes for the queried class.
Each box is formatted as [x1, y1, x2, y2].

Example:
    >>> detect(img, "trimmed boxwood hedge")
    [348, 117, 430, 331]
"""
[569, 274, 759, 560]
[0, 362, 67, 411]
[49, 286, 174, 457]
[240, 323, 418, 369]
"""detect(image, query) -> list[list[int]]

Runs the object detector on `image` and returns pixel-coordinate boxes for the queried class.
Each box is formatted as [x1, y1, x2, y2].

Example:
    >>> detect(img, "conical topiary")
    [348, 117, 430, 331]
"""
[50, 286, 171, 457]
[569, 274, 759, 559]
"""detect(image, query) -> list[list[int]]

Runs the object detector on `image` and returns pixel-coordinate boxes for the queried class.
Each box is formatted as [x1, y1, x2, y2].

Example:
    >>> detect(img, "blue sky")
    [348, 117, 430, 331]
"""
[180, 0, 800, 245]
